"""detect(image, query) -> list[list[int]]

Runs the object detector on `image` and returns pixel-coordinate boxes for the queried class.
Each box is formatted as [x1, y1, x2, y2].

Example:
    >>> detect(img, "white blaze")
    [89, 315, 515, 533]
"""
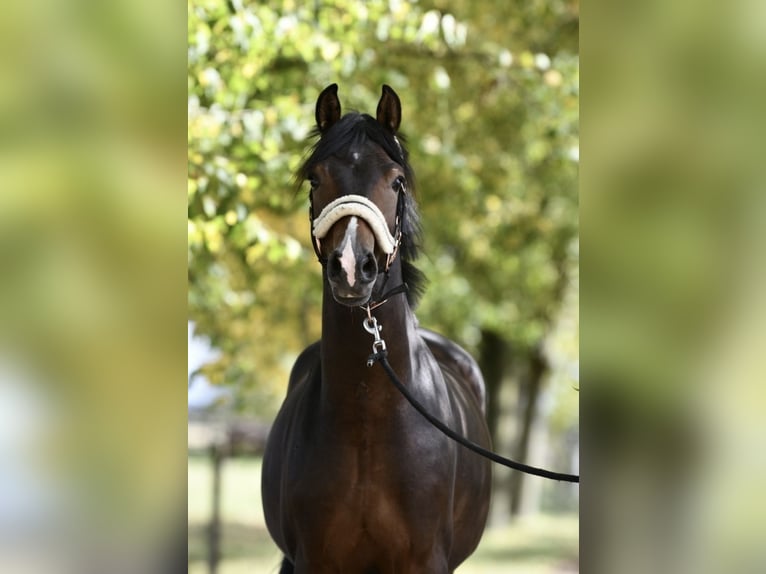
[339, 216, 358, 287]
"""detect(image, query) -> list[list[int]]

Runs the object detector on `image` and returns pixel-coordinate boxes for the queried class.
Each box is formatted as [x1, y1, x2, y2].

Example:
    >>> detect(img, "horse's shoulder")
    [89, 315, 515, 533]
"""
[418, 327, 482, 380]
[287, 340, 321, 394]
[418, 327, 486, 414]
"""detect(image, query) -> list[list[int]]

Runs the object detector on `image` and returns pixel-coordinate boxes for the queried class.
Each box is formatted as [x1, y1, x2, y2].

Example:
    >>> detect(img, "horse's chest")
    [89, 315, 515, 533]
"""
[289, 437, 447, 552]
[294, 442, 404, 517]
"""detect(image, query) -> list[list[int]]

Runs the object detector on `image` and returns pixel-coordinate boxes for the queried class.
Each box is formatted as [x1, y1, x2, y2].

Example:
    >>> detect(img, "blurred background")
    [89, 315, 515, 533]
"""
[2, 0, 764, 572]
[582, 1, 766, 572]
[187, 0, 579, 572]
[0, 1, 187, 572]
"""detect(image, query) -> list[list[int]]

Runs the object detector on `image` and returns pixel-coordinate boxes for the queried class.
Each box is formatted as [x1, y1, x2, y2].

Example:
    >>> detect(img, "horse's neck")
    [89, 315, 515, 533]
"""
[319, 275, 419, 412]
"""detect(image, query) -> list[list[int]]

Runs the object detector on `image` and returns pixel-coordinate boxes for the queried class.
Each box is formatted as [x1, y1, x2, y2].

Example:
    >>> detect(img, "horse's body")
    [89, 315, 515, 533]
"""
[262, 85, 492, 573]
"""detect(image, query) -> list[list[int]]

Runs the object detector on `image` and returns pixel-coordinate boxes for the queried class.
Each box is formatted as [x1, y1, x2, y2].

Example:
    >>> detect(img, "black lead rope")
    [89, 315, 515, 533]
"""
[367, 347, 580, 484]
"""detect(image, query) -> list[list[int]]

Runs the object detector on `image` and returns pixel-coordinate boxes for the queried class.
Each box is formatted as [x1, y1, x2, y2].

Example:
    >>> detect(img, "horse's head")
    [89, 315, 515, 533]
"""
[303, 84, 411, 307]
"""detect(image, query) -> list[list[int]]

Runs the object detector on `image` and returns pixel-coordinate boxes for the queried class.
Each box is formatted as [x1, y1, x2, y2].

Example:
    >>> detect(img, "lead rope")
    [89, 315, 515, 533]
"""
[363, 313, 580, 483]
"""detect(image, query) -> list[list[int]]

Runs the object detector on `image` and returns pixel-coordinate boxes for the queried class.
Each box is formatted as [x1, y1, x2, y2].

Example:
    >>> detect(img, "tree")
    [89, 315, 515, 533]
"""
[188, 0, 578, 514]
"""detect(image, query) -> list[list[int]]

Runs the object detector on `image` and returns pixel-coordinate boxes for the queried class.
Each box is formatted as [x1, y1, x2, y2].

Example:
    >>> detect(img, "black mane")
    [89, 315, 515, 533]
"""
[297, 113, 426, 306]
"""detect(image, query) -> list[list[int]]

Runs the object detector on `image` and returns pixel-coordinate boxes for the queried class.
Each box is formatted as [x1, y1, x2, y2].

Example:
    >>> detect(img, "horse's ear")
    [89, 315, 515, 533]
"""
[316, 84, 341, 133]
[376, 85, 401, 134]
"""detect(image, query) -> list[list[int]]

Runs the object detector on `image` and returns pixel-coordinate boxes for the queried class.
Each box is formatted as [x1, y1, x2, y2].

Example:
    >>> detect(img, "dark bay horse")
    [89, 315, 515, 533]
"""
[262, 84, 492, 573]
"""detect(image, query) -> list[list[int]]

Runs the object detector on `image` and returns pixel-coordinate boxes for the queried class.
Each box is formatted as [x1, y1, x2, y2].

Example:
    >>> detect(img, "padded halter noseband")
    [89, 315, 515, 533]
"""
[313, 195, 397, 254]
[309, 180, 406, 274]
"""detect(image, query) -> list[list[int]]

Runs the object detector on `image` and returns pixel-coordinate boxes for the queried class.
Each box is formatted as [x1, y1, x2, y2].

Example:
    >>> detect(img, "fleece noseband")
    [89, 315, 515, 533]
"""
[312, 195, 397, 254]
[311, 191, 404, 273]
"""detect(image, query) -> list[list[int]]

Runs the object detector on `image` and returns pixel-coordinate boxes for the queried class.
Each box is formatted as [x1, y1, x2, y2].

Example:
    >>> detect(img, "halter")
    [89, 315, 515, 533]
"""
[309, 179, 406, 274]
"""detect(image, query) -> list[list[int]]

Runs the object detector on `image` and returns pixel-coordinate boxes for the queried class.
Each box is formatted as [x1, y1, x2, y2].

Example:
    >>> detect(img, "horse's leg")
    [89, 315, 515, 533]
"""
[387, 553, 449, 574]
[292, 554, 335, 574]
[278, 556, 294, 574]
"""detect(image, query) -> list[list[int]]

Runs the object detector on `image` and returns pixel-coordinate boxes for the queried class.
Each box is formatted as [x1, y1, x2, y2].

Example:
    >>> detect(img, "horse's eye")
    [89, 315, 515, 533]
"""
[392, 176, 406, 193]
[308, 175, 319, 190]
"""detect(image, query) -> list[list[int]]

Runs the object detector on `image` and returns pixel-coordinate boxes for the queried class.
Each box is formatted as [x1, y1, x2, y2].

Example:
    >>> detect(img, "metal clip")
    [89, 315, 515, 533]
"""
[363, 315, 387, 367]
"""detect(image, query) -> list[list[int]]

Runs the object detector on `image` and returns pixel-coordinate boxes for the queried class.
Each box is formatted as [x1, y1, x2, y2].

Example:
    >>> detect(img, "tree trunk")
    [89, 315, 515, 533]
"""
[208, 445, 223, 574]
[510, 345, 547, 517]
[478, 329, 509, 445]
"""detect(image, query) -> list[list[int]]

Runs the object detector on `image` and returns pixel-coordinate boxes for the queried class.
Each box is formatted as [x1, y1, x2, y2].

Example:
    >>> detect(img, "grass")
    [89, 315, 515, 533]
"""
[188, 455, 578, 573]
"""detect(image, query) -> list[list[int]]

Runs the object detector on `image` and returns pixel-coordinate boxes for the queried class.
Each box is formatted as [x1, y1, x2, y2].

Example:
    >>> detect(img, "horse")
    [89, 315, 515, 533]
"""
[261, 84, 492, 574]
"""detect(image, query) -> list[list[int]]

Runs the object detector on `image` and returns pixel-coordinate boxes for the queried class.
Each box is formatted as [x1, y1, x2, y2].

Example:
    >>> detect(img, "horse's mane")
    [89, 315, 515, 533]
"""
[297, 113, 427, 306]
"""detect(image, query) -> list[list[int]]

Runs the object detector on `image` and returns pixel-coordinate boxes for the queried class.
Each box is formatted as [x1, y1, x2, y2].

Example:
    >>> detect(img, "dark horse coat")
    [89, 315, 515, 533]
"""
[262, 84, 492, 574]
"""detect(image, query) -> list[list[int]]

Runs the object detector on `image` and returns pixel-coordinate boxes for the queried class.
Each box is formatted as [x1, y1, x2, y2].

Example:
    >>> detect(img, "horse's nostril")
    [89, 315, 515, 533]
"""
[360, 254, 377, 282]
[327, 253, 342, 280]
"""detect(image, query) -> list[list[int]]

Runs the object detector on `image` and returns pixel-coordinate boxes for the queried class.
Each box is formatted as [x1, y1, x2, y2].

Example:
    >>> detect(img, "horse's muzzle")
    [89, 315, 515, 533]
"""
[327, 246, 378, 306]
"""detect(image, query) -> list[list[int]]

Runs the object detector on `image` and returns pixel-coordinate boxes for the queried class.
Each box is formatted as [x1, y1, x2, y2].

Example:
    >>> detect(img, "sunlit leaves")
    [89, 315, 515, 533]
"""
[188, 0, 578, 417]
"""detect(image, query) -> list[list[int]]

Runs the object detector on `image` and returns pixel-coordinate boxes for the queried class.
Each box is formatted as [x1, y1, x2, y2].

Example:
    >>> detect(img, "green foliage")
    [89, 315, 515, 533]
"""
[188, 0, 578, 417]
